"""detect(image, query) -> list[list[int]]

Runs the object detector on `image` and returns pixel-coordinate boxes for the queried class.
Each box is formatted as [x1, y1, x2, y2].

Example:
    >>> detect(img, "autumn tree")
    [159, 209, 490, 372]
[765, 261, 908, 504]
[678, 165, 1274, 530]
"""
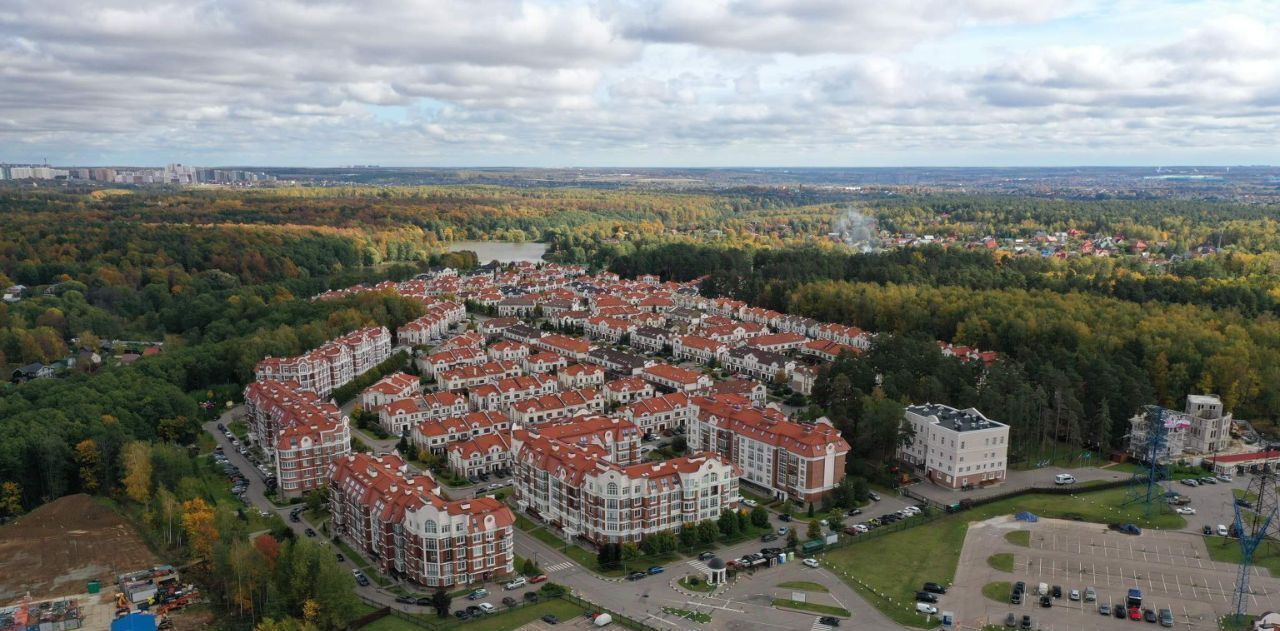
[0, 482, 23, 518]
[182, 497, 219, 560]
[74, 439, 100, 493]
[122, 442, 153, 503]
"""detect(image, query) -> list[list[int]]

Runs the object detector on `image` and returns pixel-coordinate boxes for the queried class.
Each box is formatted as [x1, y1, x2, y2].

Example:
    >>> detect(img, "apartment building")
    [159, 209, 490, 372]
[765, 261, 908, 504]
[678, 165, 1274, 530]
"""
[509, 432, 739, 545]
[689, 395, 849, 504]
[709, 378, 767, 405]
[255, 326, 392, 398]
[328, 453, 515, 589]
[243, 380, 351, 498]
[900, 403, 1009, 490]
[536, 415, 642, 466]
[583, 316, 636, 343]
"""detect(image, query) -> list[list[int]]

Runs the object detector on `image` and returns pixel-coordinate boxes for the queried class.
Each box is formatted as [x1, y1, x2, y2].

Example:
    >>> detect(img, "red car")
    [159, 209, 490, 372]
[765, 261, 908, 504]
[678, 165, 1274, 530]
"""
[1128, 607, 1142, 621]
[529, 574, 548, 584]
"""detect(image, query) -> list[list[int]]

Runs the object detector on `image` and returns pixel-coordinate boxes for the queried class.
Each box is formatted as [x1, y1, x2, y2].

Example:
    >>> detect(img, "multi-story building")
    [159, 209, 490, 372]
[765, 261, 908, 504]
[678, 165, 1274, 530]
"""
[509, 432, 739, 545]
[380, 391, 471, 435]
[745, 332, 808, 353]
[536, 415, 642, 465]
[328, 453, 515, 589]
[689, 395, 849, 503]
[900, 403, 1009, 490]
[603, 376, 655, 405]
[523, 351, 568, 374]
[531, 334, 593, 362]
[508, 389, 605, 425]
[437, 360, 522, 391]
[414, 410, 510, 455]
[359, 372, 420, 412]
[418, 347, 487, 377]
[485, 340, 529, 362]
[709, 378, 767, 405]
[447, 433, 513, 479]
[630, 326, 672, 354]
[641, 363, 713, 393]
[723, 346, 795, 383]
[583, 316, 636, 343]
[621, 392, 695, 435]
[243, 380, 352, 498]
[673, 335, 729, 365]
[1126, 394, 1232, 462]
[467, 374, 559, 411]
[256, 326, 392, 398]
[585, 348, 652, 376]
[558, 363, 605, 390]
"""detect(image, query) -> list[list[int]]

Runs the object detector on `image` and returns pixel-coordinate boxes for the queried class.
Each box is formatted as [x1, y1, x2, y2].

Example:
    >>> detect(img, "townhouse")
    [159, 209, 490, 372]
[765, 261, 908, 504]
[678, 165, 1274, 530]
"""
[328, 453, 515, 589]
[584, 347, 652, 376]
[508, 388, 604, 425]
[801, 339, 858, 362]
[485, 340, 529, 362]
[447, 433, 513, 479]
[496, 295, 539, 318]
[508, 432, 739, 545]
[437, 331, 486, 352]
[709, 377, 767, 405]
[583, 316, 636, 343]
[502, 323, 544, 344]
[640, 363, 713, 394]
[379, 391, 471, 435]
[467, 374, 559, 412]
[747, 332, 808, 353]
[900, 403, 1009, 490]
[436, 360, 522, 391]
[621, 392, 695, 435]
[359, 372, 419, 412]
[603, 376, 655, 405]
[723, 346, 796, 383]
[418, 347, 487, 377]
[523, 351, 568, 374]
[478, 316, 521, 338]
[413, 410, 510, 455]
[813, 323, 871, 349]
[536, 415, 642, 466]
[531, 334, 592, 362]
[557, 363, 606, 390]
[689, 395, 850, 504]
[672, 335, 729, 365]
[789, 365, 819, 396]
[243, 380, 351, 498]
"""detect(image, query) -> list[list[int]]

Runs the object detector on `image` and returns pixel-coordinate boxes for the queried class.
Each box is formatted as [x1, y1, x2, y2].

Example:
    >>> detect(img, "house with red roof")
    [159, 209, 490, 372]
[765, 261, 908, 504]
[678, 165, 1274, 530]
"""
[557, 363, 605, 390]
[467, 374, 559, 412]
[603, 376, 655, 405]
[379, 391, 470, 435]
[620, 392, 695, 435]
[413, 410, 510, 455]
[640, 363, 713, 394]
[244, 380, 351, 498]
[359, 372, 420, 411]
[508, 388, 604, 425]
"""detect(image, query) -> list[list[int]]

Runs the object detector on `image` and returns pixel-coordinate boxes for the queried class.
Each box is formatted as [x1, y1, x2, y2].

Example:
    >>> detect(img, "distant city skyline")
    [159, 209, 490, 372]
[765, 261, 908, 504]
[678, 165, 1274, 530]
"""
[2, 1, 1277, 167]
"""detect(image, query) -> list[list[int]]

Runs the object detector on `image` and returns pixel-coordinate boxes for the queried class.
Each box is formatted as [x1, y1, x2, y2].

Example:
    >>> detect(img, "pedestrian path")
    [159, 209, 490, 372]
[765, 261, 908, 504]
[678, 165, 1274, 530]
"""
[811, 618, 837, 631]
[543, 561, 574, 573]
[686, 559, 711, 573]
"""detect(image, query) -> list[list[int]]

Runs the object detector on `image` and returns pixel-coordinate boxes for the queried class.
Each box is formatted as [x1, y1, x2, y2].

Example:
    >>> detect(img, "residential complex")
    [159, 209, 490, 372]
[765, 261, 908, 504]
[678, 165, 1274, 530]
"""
[256, 326, 392, 398]
[328, 453, 515, 588]
[243, 379, 351, 498]
[900, 403, 1009, 490]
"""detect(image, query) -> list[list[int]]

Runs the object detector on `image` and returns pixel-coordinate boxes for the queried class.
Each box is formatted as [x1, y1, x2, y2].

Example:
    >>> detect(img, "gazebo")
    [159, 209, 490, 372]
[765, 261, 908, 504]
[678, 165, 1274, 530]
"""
[704, 557, 727, 585]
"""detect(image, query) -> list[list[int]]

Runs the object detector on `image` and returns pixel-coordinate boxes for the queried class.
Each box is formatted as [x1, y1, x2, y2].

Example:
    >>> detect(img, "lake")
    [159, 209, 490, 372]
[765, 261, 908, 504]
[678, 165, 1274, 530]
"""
[446, 241, 548, 264]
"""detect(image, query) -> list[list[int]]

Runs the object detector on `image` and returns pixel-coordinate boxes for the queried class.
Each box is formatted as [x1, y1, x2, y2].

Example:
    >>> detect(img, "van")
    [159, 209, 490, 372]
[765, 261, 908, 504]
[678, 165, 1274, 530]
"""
[1037, 582, 1049, 596]
[915, 602, 938, 615]
[1054, 474, 1076, 485]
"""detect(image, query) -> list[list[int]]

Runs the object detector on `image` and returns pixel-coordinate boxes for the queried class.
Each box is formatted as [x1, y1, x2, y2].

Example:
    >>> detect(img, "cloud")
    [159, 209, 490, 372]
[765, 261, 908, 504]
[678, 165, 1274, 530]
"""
[0, 0, 1276, 165]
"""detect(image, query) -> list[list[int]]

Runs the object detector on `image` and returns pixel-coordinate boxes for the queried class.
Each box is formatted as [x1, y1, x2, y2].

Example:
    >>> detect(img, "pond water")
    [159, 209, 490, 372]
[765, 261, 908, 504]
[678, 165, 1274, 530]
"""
[446, 241, 548, 264]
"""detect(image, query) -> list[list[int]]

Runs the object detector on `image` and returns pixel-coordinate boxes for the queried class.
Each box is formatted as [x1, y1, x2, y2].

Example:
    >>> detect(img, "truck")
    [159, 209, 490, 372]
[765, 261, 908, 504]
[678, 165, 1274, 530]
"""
[801, 539, 826, 555]
[1126, 588, 1142, 611]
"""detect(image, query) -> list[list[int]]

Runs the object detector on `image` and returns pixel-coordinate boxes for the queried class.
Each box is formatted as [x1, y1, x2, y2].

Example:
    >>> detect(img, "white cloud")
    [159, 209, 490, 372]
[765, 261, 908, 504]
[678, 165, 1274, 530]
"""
[0, 0, 1276, 165]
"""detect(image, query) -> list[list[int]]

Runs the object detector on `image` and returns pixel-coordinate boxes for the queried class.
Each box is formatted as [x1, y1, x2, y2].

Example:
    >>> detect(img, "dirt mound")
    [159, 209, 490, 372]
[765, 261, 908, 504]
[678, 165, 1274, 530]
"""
[0, 494, 159, 601]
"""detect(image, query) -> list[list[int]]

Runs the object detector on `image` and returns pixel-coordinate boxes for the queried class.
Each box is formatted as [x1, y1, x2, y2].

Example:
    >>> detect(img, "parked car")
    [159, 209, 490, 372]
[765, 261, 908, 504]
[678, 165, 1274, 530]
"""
[477, 603, 496, 614]
[777, 527, 789, 535]
[915, 603, 937, 615]
[335, 553, 345, 562]
[698, 551, 715, 560]
[1051, 585, 1062, 599]
[467, 589, 489, 600]
[802, 558, 820, 568]
[741, 498, 758, 508]
[1109, 523, 1141, 535]
[355, 576, 369, 587]
[846, 508, 862, 516]
[1115, 605, 1127, 619]
[1181, 478, 1199, 487]
[1055, 473, 1076, 485]
[820, 616, 841, 627]
[923, 582, 947, 594]
[1099, 604, 1111, 615]
[502, 597, 517, 607]
[1203, 525, 1213, 535]
[395, 596, 414, 604]
[761, 533, 778, 542]
[1069, 589, 1080, 601]
[627, 572, 647, 581]
[1199, 476, 1217, 485]
[1084, 586, 1096, 602]
[304, 528, 316, 537]
[1176, 507, 1197, 515]
[529, 574, 548, 584]
[647, 566, 664, 575]
[416, 597, 432, 606]
[1010, 591, 1022, 605]
[505, 577, 527, 590]
[523, 591, 539, 602]
[1218, 474, 1234, 482]
[778, 513, 792, 522]
[868, 491, 881, 501]
[1218, 524, 1229, 536]
[915, 592, 938, 604]
[454, 610, 470, 620]
[1020, 615, 1032, 629]
[1143, 608, 1157, 623]
[1004, 613, 1017, 628]
[541, 614, 560, 625]
[1039, 595, 1052, 608]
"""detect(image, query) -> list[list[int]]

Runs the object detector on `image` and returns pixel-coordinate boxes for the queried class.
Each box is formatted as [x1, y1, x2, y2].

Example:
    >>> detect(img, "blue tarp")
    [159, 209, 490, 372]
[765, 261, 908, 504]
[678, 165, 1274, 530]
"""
[111, 613, 157, 631]
[1014, 512, 1039, 522]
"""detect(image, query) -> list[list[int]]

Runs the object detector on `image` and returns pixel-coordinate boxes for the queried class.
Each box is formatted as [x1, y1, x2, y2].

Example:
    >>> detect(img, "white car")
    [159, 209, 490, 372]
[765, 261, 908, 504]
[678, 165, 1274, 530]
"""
[802, 558, 820, 568]
[915, 602, 938, 615]
[1217, 524, 1229, 536]
[1217, 474, 1234, 483]
[852, 524, 869, 533]
[477, 602, 496, 614]
[741, 498, 758, 508]
[505, 577, 527, 590]
[902, 506, 922, 515]
[1176, 507, 1196, 515]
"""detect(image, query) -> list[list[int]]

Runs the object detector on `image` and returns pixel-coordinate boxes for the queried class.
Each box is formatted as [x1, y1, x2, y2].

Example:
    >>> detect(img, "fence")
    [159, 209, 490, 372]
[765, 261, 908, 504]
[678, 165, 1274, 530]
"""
[351, 591, 658, 631]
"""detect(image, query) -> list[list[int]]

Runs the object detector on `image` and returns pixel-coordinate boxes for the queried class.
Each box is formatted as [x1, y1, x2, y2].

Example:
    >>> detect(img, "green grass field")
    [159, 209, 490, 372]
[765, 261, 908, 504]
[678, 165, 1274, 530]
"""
[1202, 536, 1280, 574]
[988, 553, 1015, 572]
[1005, 530, 1030, 546]
[822, 486, 1185, 628]
[983, 581, 1013, 603]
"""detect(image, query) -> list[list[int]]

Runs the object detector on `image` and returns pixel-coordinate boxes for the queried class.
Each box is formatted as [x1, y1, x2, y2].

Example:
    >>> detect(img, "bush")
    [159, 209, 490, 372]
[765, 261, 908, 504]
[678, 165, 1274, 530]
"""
[540, 582, 567, 597]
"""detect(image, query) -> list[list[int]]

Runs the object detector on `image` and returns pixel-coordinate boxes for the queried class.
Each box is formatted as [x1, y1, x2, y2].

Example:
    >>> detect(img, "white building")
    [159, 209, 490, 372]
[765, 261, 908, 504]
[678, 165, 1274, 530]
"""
[900, 403, 1009, 491]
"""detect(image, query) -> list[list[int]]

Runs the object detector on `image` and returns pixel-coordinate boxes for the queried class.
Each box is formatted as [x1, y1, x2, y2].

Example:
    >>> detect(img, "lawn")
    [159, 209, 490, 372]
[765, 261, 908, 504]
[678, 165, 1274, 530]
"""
[1005, 530, 1030, 547]
[227, 420, 249, 440]
[680, 575, 716, 593]
[988, 553, 1015, 572]
[777, 580, 829, 593]
[1202, 536, 1280, 575]
[363, 598, 585, 631]
[821, 486, 1185, 628]
[771, 598, 850, 617]
[982, 581, 1013, 603]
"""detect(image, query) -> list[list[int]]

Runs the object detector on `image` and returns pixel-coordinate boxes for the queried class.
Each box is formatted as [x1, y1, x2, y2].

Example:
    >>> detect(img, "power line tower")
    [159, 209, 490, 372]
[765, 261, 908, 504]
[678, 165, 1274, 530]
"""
[1231, 471, 1278, 621]
[1124, 406, 1173, 516]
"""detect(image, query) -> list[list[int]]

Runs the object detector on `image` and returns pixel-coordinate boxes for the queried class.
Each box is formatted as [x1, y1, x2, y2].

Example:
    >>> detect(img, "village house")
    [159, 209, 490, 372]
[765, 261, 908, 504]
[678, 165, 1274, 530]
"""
[467, 374, 559, 411]
[557, 363, 606, 390]
[603, 376, 656, 405]
[413, 410, 510, 455]
[359, 372, 420, 412]
[508, 388, 604, 425]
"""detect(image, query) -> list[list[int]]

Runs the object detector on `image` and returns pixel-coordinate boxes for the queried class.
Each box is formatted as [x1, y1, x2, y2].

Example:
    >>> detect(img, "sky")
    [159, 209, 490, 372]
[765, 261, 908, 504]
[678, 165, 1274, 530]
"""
[1, 0, 1277, 167]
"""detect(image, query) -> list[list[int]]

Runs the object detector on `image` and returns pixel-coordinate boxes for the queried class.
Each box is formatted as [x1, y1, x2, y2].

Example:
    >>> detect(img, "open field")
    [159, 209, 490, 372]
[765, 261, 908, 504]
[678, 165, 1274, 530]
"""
[0, 494, 159, 600]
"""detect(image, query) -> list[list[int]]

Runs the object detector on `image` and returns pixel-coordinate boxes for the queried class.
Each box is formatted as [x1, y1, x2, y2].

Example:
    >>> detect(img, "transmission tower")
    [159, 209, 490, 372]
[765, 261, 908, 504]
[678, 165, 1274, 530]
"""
[1231, 471, 1278, 620]
[1124, 406, 1173, 516]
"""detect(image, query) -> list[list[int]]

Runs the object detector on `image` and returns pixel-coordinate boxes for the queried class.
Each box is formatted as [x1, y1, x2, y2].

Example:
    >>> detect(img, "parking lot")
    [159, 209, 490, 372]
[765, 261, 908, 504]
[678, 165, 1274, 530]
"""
[951, 516, 1280, 631]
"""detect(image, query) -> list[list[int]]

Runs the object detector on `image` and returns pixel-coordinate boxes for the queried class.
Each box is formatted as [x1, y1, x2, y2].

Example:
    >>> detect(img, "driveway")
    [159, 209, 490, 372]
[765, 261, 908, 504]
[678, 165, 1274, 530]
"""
[909, 465, 1135, 506]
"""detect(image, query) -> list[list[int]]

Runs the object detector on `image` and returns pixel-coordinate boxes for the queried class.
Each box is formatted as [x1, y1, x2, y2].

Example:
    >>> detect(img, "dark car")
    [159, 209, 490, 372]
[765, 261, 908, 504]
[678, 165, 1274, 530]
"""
[761, 533, 778, 542]
[502, 597, 517, 607]
[304, 528, 316, 537]
[1004, 613, 1017, 628]
[335, 553, 345, 562]
[541, 614, 560, 624]
[1051, 585, 1062, 599]
[1010, 591, 1022, 605]
[465, 605, 482, 616]
[1203, 525, 1213, 535]
[648, 566, 665, 575]
[395, 596, 414, 604]
[915, 592, 938, 604]
[1236, 498, 1254, 509]
[1143, 608, 1157, 623]
[779, 513, 792, 522]
[820, 616, 841, 627]
[523, 592, 539, 602]
[416, 597, 432, 606]
[698, 551, 715, 560]
[1020, 615, 1032, 629]
[1115, 605, 1127, 619]
[355, 576, 370, 587]
[1014, 581, 1026, 593]
[453, 610, 470, 620]
[1109, 523, 1142, 535]
[923, 582, 947, 594]
[627, 571, 647, 581]
[846, 508, 862, 516]
[1040, 595, 1051, 608]
[217, 423, 226, 432]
